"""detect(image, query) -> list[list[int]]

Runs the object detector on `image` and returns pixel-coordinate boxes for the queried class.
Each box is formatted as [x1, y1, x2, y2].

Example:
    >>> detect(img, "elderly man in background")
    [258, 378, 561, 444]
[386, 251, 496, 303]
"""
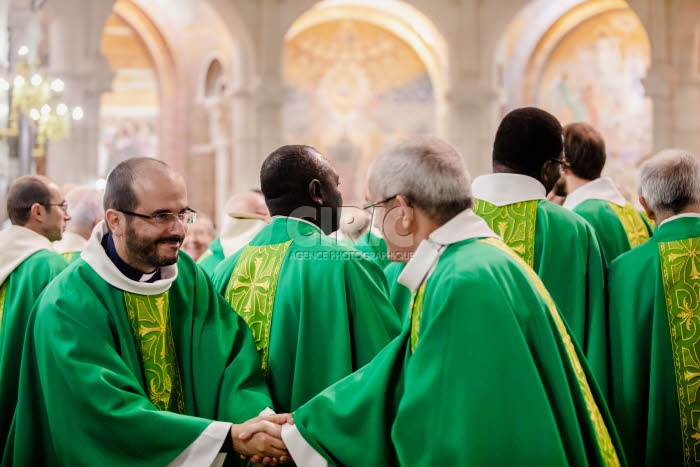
[181, 213, 215, 262]
[608, 149, 700, 466]
[53, 186, 104, 262]
[198, 190, 270, 277]
[0, 175, 69, 451]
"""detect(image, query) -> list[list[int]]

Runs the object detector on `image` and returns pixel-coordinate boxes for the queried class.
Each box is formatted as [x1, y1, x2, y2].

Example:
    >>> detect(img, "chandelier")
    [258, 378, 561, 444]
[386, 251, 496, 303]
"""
[0, 46, 83, 156]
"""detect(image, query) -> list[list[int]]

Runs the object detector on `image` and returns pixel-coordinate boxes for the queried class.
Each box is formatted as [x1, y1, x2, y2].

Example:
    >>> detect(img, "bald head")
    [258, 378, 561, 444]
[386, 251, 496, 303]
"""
[224, 191, 269, 218]
[104, 157, 179, 212]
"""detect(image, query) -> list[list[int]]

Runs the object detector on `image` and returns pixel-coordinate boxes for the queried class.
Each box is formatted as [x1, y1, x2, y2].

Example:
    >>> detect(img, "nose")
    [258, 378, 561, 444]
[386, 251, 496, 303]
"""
[170, 217, 187, 237]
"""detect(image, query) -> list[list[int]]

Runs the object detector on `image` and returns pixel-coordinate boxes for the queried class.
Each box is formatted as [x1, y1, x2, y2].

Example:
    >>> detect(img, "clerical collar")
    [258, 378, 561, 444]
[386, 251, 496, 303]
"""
[471, 173, 546, 206]
[101, 233, 161, 283]
[563, 177, 627, 210]
[659, 212, 700, 227]
[398, 209, 499, 292]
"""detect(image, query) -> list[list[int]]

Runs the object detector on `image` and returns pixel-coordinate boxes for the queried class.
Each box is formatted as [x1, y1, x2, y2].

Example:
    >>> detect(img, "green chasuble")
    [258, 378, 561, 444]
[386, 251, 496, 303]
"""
[5, 241, 272, 465]
[0, 248, 67, 451]
[573, 199, 652, 265]
[607, 215, 700, 466]
[198, 237, 225, 277]
[213, 217, 401, 414]
[353, 230, 390, 269]
[292, 216, 624, 466]
[383, 261, 410, 322]
[473, 198, 609, 395]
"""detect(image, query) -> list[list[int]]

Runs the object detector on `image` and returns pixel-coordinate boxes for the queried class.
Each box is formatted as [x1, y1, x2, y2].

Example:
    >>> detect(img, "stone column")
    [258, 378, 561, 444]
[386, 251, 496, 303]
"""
[43, 0, 114, 185]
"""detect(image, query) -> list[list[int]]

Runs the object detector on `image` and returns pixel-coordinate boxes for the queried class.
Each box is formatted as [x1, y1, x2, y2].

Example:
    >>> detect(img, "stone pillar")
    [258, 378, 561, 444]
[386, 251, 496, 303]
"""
[43, 0, 114, 185]
[643, 63, 674, 154]
[230, 87, 258, 195]
[0, 0, 13, 222]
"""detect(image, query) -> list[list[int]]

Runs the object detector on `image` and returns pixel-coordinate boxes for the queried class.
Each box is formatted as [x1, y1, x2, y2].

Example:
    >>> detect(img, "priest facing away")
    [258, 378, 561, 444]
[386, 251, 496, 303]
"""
[0, 175, 69, 451]
[4, 158, 290, 466]
[608, 149, 700, 466]
[560, 122, 652, 265]
[471, 107, 609, 396]
[213, 144, 401, 414]
[280, 136, 625, 467]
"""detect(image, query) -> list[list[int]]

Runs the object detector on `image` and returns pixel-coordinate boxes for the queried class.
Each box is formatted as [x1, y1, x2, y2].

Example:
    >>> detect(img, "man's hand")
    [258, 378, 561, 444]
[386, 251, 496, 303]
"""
[230, 414, 293, 465]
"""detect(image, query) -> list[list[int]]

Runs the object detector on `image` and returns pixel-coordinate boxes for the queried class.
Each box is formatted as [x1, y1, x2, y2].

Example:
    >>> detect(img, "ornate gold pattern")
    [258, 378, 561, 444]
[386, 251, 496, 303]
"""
[409, 282, 427, 353]
[0, 282, 7, 332]
[473, 199, 538, 267]
[225, 241, 293, 372]
[124, 291, 185, 413]
[608, 202, 650, 248]
[480, 237, 620, 466]
[660, 237, 700, 466]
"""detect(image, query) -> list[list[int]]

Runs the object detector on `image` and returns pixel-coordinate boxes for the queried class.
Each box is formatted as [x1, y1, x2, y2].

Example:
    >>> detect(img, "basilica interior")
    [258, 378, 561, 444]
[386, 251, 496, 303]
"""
[0, 0, 697, 223]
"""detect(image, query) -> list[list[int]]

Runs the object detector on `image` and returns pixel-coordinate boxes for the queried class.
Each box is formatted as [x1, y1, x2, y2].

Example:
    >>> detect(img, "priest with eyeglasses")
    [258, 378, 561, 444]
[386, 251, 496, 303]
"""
[4, 157, 291, 466]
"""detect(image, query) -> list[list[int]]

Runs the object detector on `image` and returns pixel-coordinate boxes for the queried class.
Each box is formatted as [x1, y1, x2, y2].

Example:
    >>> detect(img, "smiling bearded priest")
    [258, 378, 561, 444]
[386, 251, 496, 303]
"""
[4, 158, 291, 466]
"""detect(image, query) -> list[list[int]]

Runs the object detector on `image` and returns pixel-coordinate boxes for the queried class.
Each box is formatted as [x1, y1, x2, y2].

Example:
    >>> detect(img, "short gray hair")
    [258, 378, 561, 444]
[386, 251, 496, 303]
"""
[638, 149, 700, 215]
[66, 187, 103, 232]
[368, 136, 472, 225]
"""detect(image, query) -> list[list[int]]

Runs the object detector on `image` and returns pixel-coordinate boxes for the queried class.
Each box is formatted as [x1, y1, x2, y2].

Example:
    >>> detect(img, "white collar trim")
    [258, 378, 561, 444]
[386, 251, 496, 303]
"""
[81, 221, 178, 295]
[398, 209, 500, 292]
[563, 177, 627, 209]
[53, 231, 88, 254]
[471, 173, 547, 206]
[0, 225, 54, 286]
[660, 212, 700, 227]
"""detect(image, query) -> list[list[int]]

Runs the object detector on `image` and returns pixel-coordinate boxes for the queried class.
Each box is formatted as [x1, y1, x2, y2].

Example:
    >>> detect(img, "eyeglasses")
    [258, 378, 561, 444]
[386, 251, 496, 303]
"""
[45, 201, 68, 211]
[118, 209, 197, 225]
[550, 157, 570, 168]
[363, 195, 398, 212]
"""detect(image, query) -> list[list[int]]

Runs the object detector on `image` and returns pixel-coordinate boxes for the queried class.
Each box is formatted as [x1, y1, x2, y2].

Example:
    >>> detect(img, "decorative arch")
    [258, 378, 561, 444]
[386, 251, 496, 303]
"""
[109, 0, 183, 173]
[496, 0, 652, 192]
[286, 0, 449, 118]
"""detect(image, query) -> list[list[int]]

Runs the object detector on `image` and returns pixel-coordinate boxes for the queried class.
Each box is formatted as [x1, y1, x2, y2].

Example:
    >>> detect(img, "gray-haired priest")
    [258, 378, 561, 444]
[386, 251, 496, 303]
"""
[280, 136, 624, 466]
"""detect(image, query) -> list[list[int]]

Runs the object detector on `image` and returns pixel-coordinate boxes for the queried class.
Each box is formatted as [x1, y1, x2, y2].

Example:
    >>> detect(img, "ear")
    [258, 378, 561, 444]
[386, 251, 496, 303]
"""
[395, 196, 414, 233]
[28, 203, 44, 224]
[105, 209, 125, 236]
[308, 179, 323, 206]
[639, 196, 655, 221]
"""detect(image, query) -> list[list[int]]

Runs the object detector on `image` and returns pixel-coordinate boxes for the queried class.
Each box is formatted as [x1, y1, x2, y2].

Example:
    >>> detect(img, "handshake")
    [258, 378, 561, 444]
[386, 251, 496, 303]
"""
[231, 413, 295, 465]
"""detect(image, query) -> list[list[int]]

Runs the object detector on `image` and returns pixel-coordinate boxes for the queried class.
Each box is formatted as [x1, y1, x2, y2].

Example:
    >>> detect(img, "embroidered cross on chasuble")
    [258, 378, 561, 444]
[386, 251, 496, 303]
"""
[0, 282, 7, 330]
[608, 202, 651, 248]
[124, 291, 185, 413]
[473, 199, 538, 267]
[660, 237, 700, 466]
[224, 240, 293, 372]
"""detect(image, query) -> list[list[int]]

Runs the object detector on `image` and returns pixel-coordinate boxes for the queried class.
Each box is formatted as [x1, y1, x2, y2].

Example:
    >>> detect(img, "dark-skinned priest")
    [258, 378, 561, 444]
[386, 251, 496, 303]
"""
[471, 107, 609, 395]
[213, 145, 401, 414]
[4, 158, 291, 466]
[279, 136, 623, 466]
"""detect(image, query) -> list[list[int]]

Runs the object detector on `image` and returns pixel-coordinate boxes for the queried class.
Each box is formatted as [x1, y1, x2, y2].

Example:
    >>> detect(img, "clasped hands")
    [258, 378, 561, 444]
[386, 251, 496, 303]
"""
[231, 413, 294, 465]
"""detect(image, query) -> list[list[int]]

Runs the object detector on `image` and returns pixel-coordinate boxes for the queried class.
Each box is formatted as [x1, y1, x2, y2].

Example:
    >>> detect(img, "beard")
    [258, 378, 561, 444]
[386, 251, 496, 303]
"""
[124, 226, 183, 268]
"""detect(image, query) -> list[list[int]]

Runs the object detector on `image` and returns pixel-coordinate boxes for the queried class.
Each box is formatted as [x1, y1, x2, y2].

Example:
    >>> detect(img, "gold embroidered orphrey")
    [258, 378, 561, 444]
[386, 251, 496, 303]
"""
[608, 202, 650, 248]
[473, 199, 538, 267]
[480, 238, 620, 466]
[409, 281, 428, 353]
[225, 240, 293, 372]
[0, 282, 7, 331]
[124, 291, 185, 413]
[660, 237, 700, 466]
